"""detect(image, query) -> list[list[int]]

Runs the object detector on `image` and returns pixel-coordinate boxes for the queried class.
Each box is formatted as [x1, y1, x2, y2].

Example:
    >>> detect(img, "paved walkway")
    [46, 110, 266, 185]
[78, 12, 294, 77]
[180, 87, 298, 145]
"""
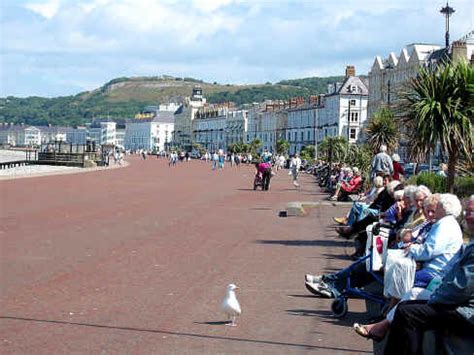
[0, 157, 372, 354]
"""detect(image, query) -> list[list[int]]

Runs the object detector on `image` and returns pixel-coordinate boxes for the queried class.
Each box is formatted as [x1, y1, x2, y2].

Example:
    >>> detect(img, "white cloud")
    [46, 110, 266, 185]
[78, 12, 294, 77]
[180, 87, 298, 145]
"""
[2, 0, 474, 96]
[24, 0, 61, 19]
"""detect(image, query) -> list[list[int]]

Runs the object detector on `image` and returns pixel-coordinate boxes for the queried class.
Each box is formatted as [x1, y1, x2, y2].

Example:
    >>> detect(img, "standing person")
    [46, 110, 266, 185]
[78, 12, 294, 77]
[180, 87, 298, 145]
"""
[392, 153, 405, 181]
[278, 154, 286, 171]
[217, 149, 225, 170]
[290, 153, 302, 187]
[230, 153, 235, 167]
[211, 151, 218, 170]
[370, 144, 393, 179]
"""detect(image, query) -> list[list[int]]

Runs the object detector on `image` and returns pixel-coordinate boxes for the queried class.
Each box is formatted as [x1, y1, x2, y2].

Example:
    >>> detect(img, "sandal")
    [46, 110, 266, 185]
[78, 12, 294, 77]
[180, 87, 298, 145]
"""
[353, 323, 384, 342]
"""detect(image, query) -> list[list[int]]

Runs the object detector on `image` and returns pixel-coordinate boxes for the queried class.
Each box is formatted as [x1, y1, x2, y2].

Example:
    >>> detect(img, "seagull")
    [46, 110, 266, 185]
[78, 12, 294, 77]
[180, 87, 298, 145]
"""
[221, 283, 241, 326]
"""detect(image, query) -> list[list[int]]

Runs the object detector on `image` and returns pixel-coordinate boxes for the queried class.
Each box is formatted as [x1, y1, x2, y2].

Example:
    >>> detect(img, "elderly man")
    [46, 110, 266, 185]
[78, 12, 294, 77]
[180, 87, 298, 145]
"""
[371, 145, 393, 179]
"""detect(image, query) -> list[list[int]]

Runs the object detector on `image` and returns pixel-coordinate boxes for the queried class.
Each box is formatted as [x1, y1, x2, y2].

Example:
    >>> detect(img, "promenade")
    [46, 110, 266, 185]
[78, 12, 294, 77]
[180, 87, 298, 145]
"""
[0, 156, 372, 354]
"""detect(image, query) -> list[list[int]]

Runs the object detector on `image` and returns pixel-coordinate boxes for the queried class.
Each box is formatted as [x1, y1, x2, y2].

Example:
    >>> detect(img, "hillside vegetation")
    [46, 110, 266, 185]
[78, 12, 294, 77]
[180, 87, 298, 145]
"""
[0, 75, 344, 127]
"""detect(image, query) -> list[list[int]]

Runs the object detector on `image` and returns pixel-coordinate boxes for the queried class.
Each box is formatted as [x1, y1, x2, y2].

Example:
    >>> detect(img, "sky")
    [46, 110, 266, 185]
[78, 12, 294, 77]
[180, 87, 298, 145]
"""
[1, 0, 473, 98]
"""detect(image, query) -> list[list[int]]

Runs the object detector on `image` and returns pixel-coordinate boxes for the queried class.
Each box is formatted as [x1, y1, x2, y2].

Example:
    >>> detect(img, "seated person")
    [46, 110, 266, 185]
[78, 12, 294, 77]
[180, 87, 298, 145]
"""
[305, 193, 462, 300]
[333, 175, 385, 226]
[336, 180, 400, 239]
[330, 167, 362, 201]
[353, 195, 474, 350]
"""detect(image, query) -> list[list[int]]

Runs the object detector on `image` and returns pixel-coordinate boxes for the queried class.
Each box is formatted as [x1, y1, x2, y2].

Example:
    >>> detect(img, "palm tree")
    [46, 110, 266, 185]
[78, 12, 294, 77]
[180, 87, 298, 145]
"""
[249, 138, 262, 156]
[319, 136, 348, 164]
[403, 60, 473, 192]
[365, 107, 400, 153]
[276, 139, 290, 156]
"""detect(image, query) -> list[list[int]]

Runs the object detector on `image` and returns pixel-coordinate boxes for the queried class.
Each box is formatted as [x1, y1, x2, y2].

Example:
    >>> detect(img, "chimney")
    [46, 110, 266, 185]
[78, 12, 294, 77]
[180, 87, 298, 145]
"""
[451, 40, 468, 64]
[345, 65, 356, 77]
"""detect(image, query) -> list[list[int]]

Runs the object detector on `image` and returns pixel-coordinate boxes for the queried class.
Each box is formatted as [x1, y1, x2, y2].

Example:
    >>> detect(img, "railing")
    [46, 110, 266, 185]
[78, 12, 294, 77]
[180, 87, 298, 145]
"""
[37, 152, 86, 167]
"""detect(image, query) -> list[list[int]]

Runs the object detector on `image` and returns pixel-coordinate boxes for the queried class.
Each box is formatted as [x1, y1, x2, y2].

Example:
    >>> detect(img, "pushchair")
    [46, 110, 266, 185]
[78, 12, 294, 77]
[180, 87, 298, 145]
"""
[253, 173, 264, 190]
[329, 222, 391, 318]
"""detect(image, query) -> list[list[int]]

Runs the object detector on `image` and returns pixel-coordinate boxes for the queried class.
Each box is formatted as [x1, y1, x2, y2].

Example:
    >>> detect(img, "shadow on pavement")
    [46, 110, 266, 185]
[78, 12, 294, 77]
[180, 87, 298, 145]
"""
[194, 320, 230, 325]
[287, 309, 368, 326]
[1, 315, 371, 353]
[255, 239, 349, 247]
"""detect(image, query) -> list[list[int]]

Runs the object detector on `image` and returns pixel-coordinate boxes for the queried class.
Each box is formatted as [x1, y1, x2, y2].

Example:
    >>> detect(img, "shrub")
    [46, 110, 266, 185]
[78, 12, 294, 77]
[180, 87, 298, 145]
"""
[406, 172, 474, 197]
[406, 172, 446, 193]
[454, 175, 474, 198]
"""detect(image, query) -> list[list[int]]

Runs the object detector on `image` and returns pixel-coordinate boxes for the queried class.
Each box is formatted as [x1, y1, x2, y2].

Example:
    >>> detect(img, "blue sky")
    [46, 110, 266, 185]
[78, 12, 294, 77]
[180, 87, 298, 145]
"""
[1, 0, 473, 97]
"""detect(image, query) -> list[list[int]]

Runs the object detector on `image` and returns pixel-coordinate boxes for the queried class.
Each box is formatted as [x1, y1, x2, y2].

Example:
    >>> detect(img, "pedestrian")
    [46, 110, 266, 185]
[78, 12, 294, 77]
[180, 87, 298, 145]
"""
[290, 153, 302, 187]
[370, 144, 393, 179]
[212, 151, 218, 170]
[392, 153, 405, 181]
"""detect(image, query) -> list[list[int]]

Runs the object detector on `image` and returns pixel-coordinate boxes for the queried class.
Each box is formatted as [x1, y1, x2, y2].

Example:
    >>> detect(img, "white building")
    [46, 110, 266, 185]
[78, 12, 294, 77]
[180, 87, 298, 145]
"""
[125, 111, 174, 152]
[66, 127, 88, 145]
[286, 98, 319, 155]
[368, 35, 473, 159]
[225, 109, 248, 147]
[246, 101, 289, 153]
[317, 67, 368, 144]
[0, 125, 41, 147]
[174, 86, 206, 150]
[368, 44, 441, 120]
[193, 106, 228, 152]
[88, 121, 117, 146]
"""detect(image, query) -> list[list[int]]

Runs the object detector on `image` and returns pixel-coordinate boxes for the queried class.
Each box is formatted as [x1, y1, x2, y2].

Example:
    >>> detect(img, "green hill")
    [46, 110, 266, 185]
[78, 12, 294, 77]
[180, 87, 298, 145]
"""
[0, 75, 345, 126]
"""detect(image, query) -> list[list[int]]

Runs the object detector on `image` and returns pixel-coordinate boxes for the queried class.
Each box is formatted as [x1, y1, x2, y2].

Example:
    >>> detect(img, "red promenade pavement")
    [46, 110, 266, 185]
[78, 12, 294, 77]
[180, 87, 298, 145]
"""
[1, 156, 372, 354]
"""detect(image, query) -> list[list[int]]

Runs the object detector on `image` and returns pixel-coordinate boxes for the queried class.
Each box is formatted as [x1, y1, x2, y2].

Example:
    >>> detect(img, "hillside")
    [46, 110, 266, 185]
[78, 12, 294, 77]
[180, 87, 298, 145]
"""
[0, 75, 345, 126]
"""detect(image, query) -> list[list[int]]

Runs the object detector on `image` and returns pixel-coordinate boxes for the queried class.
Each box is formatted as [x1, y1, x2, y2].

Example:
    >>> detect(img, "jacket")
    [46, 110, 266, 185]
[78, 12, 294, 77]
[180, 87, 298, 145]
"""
[429, 241, 474, 325]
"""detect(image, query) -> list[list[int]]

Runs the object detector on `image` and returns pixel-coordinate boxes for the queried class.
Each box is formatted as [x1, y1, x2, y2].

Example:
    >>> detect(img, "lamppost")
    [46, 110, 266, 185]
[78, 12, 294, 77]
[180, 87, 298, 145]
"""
[384, 63, 394, 106]
[440, 2, 455, 48]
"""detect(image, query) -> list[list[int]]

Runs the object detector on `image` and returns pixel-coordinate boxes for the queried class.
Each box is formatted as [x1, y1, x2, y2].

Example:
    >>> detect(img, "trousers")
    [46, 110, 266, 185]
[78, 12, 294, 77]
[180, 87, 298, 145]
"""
[384, 300, 471, 355]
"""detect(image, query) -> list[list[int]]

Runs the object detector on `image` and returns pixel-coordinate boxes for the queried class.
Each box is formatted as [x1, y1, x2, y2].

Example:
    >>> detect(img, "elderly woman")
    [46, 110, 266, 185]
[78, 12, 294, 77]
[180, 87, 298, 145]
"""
[353, 194, 468, 344]
[330, 167, 363, 201]
[392, 153, 405, 181]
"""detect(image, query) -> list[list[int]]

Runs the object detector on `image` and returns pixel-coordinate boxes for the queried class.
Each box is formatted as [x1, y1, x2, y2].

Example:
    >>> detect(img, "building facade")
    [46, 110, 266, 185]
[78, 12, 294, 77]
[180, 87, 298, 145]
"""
[317, 68, 369, 145]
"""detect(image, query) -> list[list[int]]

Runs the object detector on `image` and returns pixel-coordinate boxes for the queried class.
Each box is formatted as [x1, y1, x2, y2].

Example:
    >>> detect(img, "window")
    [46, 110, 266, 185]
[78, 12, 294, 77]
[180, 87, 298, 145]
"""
[300, 132, 304, 140]
[350, 128, 357, 140]
[350, 99, 356, 106]
[350, 112, 359, 122]
[307, 131, 310, 140]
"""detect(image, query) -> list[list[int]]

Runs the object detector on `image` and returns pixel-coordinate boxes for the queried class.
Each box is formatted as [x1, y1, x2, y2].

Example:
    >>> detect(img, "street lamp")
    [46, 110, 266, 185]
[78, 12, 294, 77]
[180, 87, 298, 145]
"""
[440, 2, 455, 48]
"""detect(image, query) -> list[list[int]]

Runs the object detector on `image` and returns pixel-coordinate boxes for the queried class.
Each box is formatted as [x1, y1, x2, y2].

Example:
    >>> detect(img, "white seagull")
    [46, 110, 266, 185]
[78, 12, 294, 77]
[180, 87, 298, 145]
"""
[221, 283, 241, 326]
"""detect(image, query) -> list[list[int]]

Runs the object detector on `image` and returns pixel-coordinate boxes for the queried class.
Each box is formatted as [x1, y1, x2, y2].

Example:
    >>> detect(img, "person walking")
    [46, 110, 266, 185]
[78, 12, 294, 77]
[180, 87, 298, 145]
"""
[290, 153, 302, 187]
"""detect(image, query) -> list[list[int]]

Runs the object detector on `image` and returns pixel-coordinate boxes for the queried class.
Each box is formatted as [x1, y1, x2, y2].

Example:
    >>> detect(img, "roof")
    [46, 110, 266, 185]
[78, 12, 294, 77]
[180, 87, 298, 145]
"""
[326, 76, 369, 97]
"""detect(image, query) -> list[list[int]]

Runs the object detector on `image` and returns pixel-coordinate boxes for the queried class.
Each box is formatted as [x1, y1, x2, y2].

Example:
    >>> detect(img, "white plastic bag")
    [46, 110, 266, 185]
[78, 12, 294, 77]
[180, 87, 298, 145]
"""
[365, 223, 389, 272]
[383, 249, 416, 298]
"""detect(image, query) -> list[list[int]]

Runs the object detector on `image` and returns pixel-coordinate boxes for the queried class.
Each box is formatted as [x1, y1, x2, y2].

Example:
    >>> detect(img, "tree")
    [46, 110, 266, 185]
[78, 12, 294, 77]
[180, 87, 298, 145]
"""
[276, 139, 290, 155]
[319, 136, 348, 164]
[300, 145, 316, 162]
[403, 60, 474, 192]
[365, 107, 400, 153]
[249, 138, 262, 156]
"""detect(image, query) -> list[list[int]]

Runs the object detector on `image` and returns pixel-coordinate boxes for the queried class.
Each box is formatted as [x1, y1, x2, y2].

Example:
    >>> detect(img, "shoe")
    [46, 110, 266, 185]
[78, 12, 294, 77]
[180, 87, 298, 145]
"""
[353, 323, 384, 342]
[333, 217, 348, 225]
[330, 195, 338, 201]
[305, 274, 322, 283]
[305, 281, 334, 298]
